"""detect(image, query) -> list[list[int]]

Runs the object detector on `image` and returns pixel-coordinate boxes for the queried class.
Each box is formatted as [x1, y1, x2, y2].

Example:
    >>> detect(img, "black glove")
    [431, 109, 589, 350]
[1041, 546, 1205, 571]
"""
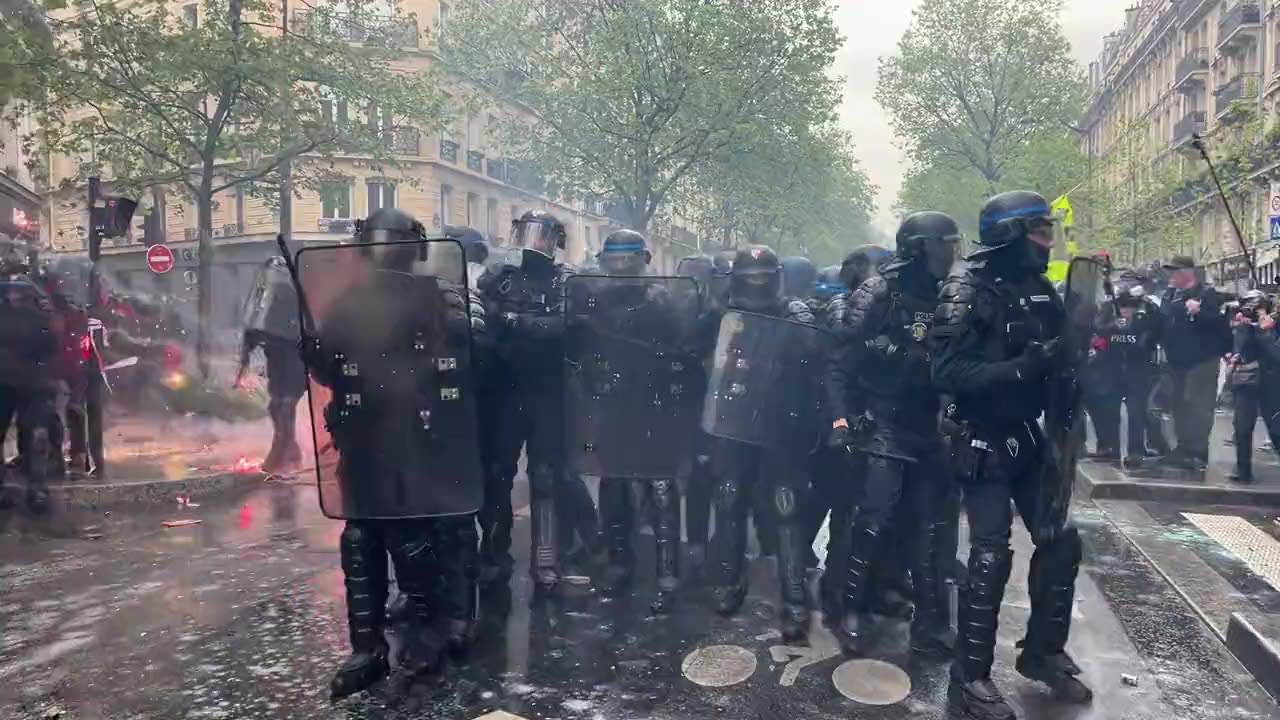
[828, 424, 854, 450]
[867, 334, 899, 357]
[1016, 338, 1059, 378]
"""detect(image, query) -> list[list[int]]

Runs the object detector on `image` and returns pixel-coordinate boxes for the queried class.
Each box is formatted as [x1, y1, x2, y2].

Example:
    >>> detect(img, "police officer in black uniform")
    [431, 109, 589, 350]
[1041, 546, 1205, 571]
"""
[0, 237, 57, 510]
[304, 209, 486, 698]
[478, 210, 597, 593]
[827, 211, 959, 657]
[675, 253, 719, 568]
[930, 192, 1092, 719]
[827, 245, 892, 331]
[708, 245, 816, 641]
[584, 229, 688, 611]
[1228, 290, 1280, 483]
[236, 258, 306, 473]
[781, 256, 818, 303]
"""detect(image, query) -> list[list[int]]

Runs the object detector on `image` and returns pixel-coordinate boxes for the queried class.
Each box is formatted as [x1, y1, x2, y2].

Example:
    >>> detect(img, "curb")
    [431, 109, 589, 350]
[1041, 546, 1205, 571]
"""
[1076, 461, 1280, 507]
[1227, 613, 1280, 702]
[7, 471, 266, 510]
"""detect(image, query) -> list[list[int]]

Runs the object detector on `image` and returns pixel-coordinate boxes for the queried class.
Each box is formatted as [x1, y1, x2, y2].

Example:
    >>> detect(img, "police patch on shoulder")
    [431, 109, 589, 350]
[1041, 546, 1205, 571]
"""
[911, 321, 928, 341]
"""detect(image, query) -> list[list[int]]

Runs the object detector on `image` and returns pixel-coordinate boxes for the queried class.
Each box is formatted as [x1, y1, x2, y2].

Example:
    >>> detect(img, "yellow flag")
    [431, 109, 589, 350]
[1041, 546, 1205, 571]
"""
[1050, 194, 1073, 228]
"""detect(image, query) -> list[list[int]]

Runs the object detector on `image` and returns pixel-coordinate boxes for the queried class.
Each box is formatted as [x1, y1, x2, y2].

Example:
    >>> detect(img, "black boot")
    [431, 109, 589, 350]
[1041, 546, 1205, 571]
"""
[529, 467, 560, 593]
[949, 547, 1013, 719]
[911, 519, 955, 658]
[598, 478, 634, 595]
[444, 518, 479, 656]
[1019, 527, 1091, 703]
[1231, 433, 1254, 483]
[651, 478, 681, 615]
[330, 524, 390, 699]
[835, 520, 881, 656]
[774, 484, 809, 643]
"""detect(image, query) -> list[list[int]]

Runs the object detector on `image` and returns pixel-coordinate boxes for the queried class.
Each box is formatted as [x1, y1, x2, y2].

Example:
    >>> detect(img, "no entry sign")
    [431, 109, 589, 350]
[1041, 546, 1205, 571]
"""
[145, 244, 175, 274]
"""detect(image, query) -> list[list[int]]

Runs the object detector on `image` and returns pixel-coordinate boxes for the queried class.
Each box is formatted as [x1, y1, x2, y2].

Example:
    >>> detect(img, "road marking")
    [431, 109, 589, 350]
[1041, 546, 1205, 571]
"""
[831, 658, 911, 705]
[1183, 513, 1280, 592]
[473, 713, 528, 720]
[681, 645, 758, 687]
[769, 644, 841, 687]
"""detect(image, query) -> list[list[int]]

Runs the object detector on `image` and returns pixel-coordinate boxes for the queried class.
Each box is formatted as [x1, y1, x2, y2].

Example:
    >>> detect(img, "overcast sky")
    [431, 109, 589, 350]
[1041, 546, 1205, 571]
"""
[835, 0, 1122, 231]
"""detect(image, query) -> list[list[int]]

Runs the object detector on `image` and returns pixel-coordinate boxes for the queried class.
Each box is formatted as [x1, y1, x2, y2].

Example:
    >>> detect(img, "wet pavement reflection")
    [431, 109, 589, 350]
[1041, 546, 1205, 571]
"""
[1, 483, 1278, 719]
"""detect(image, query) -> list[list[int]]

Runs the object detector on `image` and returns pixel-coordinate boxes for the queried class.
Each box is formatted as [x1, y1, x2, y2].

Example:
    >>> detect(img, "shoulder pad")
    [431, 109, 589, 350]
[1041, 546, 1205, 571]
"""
[784, 299, 814, 324]
[933, 273, 985, 330]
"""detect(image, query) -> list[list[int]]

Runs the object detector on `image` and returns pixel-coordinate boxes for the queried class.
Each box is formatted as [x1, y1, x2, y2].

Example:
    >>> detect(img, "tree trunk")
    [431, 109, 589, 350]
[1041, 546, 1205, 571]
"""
[196, 170, 215, 379]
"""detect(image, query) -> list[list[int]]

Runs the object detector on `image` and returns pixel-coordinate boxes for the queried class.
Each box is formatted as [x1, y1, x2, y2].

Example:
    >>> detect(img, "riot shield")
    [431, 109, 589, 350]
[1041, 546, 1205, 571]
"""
[296, 238, 483, 520]
[1038, 256, 1106, 535]
[701, 310, 827, 450]
[563, 274, 703, 478]
[240, 259, 300, 340]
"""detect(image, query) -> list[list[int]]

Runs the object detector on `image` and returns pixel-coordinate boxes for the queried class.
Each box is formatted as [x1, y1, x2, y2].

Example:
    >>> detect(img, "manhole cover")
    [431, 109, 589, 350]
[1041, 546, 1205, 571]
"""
[832, 658, 911, 705]
[681, 645, 757, 687]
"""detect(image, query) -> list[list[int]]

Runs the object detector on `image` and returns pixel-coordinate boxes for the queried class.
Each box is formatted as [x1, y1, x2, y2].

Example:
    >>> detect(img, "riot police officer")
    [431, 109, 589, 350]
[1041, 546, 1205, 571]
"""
[575, 229, 693, 611]
[931, 192, 1092, 718]
[1228, 290, 1280, 483]
[827, 211, 960, 658]
[675, 253, 720, 567]
[705, 245, 817, 641]
[0, 237, 57, 510]
[827, 245, 892, 331]
[780, 256, 818, 302]
[478, 210, 597, 593]
[303, 209, 486, 697]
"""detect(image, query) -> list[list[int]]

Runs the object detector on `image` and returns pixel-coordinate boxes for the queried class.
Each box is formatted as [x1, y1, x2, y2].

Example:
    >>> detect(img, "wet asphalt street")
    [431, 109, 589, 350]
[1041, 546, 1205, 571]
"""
[2, 477, 1279, 720]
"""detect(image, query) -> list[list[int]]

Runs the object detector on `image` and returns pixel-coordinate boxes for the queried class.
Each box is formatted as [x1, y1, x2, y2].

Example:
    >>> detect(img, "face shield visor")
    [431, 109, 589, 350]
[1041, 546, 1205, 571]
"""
[730, 268, 780, 310]
[512, 220, 561, 259]
[922, 233, 962, 279]
[1023, 217, 1055, 273]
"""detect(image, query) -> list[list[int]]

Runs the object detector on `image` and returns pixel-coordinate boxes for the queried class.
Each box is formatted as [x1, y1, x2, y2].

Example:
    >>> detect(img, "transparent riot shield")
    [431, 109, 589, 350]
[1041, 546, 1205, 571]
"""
[701, 310, 827, 450]
[1038, 256, 1106, 534]
[296, 238, 482, 520]
[240, 258, 300, 341]
[563, 274, 703, 478]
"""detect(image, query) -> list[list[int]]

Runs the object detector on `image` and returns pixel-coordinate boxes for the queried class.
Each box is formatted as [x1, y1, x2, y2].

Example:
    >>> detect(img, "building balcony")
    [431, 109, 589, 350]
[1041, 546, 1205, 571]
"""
[466, 150, 484, 173]
[1174, 47, 1211, 91]
[291, 9, 418, 48]
[1215, 73, 1260, 116]
[1172, 110, 1207, 147]
[1217, 1, 1261, 54]
[439, 139, 459, 164]
[1179, 0, 1215, 27]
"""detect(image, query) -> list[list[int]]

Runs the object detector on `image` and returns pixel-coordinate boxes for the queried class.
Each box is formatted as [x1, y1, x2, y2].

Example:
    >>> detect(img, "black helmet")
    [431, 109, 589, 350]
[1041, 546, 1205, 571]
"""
[839, 244, 891, 290]
[814, 265, 845, 302]
[357, 208, 425, 269]
[975, 190, 1054, 272]
[780, 256, 817, 299]
[444, 224, 489, 264]
[712, 251, 734, 273]
[599, 229, 651, 275]
[511, 210, 567, 259]
[730, 245, 781, 311]
[676, 254, 714, 289]
[1114, 268, 1147, 303]
[891, 211, 961, 279]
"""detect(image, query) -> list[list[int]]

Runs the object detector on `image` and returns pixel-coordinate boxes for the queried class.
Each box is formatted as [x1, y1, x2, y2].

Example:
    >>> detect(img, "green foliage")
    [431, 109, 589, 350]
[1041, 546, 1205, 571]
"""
[442, 0, 849, 234]
[876, 0, 1083, 190]
[6, 0, 447, 374]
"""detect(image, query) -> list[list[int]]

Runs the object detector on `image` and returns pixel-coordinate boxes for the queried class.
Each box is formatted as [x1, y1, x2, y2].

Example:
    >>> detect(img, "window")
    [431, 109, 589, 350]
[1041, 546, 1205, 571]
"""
[321, 182, 351, 219]
[320, 91, 350, 126]
[466, 192, 479, 226]
[486, 197, 498, 235]
[367, 180, 396, 212]
[182, 3, 198, 29]
[440, 184, 452, 225]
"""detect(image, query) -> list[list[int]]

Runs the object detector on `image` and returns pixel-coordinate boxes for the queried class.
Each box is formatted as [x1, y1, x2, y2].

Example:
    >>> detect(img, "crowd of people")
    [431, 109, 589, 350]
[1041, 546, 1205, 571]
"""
[280, 193, 1096, 720]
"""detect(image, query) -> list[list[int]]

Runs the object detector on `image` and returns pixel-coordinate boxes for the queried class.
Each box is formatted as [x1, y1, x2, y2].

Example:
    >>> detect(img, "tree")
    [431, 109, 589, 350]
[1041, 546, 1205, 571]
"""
[897, 128, 1085, 242]
[683, 119, 876, 264]
[8, 0, 446, 375]
[441, 0, 844, 233]
[877, 0, 1082, 194]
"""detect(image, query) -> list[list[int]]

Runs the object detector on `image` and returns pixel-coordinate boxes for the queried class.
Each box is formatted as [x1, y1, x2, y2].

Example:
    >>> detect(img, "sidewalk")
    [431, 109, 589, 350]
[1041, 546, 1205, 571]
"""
[3, 408, 312, 510]
[1079, 411, 1280, 506]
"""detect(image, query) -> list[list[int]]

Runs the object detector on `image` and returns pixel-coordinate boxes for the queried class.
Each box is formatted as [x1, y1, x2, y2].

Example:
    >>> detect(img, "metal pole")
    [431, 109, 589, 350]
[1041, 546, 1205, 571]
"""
[85, 176, 106, 478]
[1191, 132, 1257, 288]
[278, 0, 292, 243]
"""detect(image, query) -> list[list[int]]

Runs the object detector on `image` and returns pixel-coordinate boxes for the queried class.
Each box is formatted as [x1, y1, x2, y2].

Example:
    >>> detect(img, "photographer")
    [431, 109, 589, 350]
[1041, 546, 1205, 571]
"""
[1227, 291, 1280, 483]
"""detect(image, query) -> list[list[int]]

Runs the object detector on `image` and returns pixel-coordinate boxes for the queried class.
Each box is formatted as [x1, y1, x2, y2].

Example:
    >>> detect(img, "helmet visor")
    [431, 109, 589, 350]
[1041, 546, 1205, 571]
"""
[512, 221, 558, 258]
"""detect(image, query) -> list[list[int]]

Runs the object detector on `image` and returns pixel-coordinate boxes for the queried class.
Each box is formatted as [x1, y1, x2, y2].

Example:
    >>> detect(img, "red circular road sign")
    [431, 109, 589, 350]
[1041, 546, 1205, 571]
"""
[145, 244, 175, 274]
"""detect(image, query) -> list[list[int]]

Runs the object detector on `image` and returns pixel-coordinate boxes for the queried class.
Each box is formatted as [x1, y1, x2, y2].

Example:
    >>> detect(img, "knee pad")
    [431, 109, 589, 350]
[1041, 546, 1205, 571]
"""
[651, 478, 675, 504]
[1041, 524, 1082, 568]
[341, 523, 373, 550]
[712, 479, 740, 514]
[528, 464, 557, 497]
